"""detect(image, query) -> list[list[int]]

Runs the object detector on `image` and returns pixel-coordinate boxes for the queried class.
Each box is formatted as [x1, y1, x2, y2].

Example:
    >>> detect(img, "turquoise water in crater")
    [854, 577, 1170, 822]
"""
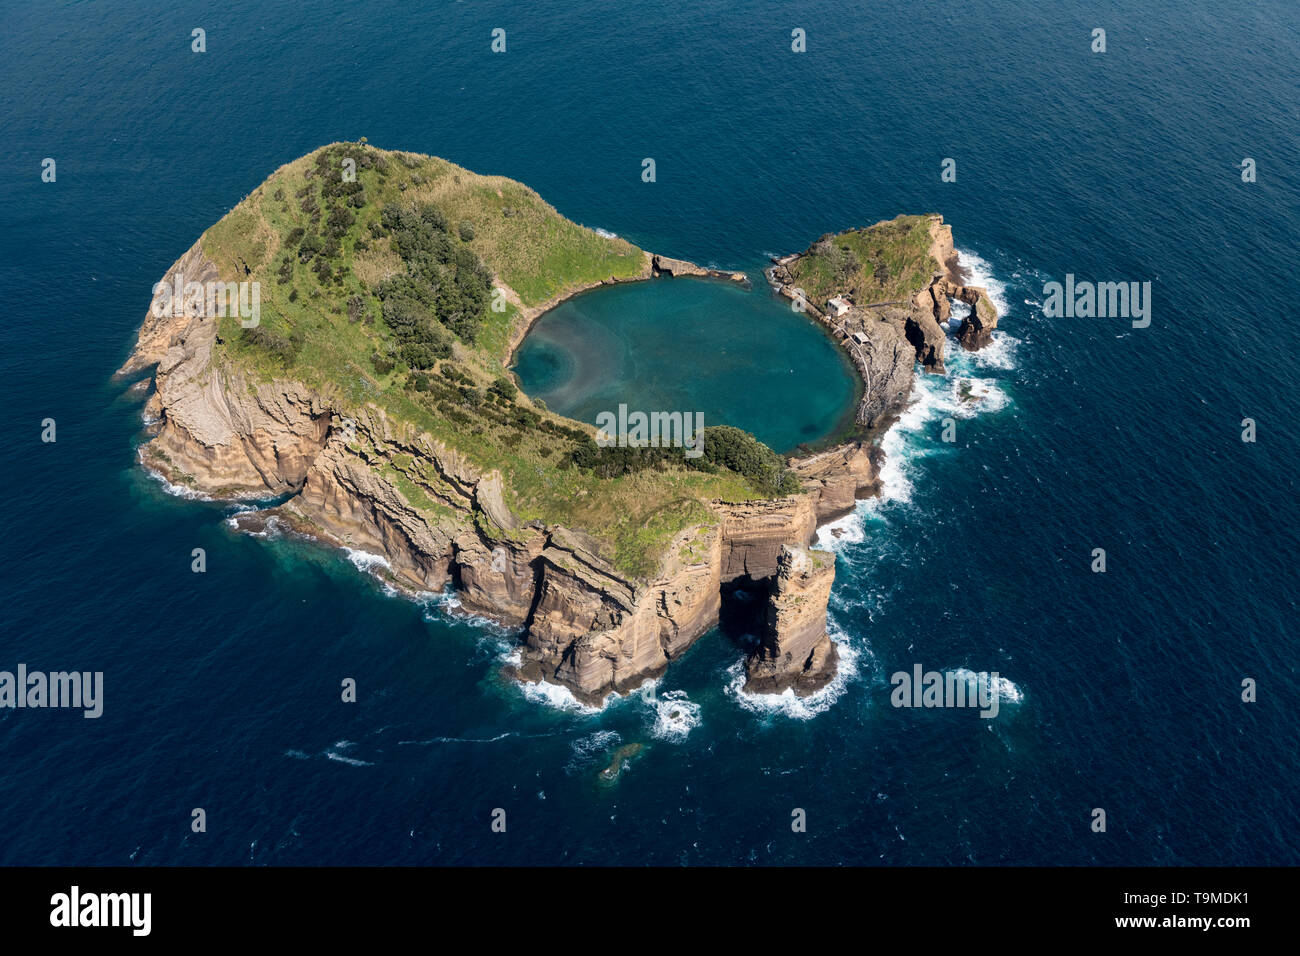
[512, 277, 858, 454]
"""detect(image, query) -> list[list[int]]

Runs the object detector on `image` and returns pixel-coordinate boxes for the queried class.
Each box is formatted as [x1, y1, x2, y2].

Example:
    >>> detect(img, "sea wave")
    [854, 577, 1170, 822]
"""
[950, 668, 1024, 705]
[517, 676, 606, 714]
[225, 512, 289, 538]
[565, 729, 621, 774]
[324, 751, 373, 767]
[343, 548, 391, 573]
[397, 732, 517, 746]
[955, 247, 1011, 319]
[140, 452, 213, 501]
[724, 620, 860, 720]
[644, 687, 701, 742]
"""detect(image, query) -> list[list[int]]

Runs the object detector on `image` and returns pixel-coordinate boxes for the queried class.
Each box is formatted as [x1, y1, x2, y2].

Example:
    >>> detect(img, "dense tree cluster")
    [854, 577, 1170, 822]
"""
[375, 201, 493, 346]
[565, 424, 799, 495]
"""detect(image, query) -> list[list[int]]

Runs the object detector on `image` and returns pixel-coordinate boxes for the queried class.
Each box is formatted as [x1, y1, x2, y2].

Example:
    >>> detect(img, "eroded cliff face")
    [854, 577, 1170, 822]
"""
[916, 216, 999, 352]
[121, 240, 854, 706]
[513, 491, 851, 703]
[517, 524, 725, 704]
[124, 244, 333, 497]
[744, 546, 839, 695]
[790, 440, 881, 522]
[767, 214, 1001, 424]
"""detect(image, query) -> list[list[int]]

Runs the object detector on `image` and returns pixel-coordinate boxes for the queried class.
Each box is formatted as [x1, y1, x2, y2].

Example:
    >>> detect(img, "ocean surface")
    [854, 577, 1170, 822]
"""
[0, 0, 1296, 865]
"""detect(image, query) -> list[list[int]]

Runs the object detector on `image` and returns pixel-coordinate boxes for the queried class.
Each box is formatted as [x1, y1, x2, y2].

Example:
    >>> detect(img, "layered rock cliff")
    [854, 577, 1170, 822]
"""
[767, 214, 1000, 431]
[744, 546, 839, 695]
[122, 237, 846, 706]
[119, 149, 998, 708]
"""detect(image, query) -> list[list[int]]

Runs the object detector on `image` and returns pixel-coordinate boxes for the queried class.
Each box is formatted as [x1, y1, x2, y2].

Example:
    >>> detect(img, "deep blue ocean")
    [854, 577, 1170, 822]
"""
[1, 0, 1297, 865]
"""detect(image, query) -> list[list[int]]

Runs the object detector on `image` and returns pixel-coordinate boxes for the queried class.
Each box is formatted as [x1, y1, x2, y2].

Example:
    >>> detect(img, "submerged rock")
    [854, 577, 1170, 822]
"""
[597, 742, 644, 785]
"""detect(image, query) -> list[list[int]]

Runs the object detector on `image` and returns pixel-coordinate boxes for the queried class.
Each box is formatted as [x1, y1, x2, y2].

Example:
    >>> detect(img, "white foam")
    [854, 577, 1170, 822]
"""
[967, 331, 1020, 371]
[565, 729, 622, 773]
[724, 622, 860, 720]
[570, 729, 620, 760]
[950, 668, 1024, 704]
[815, 508, 867, 550]
[225, 512, 288, 538]
[343, 548, 391, 573]
[397, 732, 516, 746]
[955, 247, 1011, 320]
[953, 247, 1021, 371]
[593, 227, 618, 239]
[140, 449, 213, 500]
[644, 687, 701, 742]
[517, 677, 606, 714]
[817, 305, 1016, 550]
[324, 751, 374, 767]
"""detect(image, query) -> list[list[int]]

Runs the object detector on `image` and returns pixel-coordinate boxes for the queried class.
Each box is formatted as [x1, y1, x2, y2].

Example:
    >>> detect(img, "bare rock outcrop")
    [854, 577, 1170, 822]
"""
[790, 440, 880, 521]
[651, 254, 747, 283]
[840, 308, 916, 429]
[124, 207, 1011, 709]
[914, 276, 999, 352]
[744, 546, 839, 695]
[517, 523, 724, 704]
[904, 305, 948, 373]
[116, 242, 222, 377]
[718, 496, 818, 582]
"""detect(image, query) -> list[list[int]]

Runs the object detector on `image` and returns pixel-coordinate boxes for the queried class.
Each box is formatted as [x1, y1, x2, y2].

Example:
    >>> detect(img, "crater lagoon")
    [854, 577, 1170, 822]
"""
[512, 276, 859, 455]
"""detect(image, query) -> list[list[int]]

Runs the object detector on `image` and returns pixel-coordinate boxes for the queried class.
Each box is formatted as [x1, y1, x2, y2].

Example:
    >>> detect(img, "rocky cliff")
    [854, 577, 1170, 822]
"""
[120, 153, 997, 708]
[767, 214, 1000, 430]
[122, 237, 846, 706]
[745, 546, 839, 695]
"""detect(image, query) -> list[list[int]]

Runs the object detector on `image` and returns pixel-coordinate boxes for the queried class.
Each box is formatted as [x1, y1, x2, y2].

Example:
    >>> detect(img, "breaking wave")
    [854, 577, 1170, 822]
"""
[950, 668, 1024, 705]
[724, 620, 860, 720]
[644, 687, 701, 742]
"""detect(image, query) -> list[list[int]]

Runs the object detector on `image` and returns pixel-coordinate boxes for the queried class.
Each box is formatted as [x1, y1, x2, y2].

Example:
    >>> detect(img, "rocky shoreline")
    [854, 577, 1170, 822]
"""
[766, 215, 999, 419]
[118, 200, 995, 708]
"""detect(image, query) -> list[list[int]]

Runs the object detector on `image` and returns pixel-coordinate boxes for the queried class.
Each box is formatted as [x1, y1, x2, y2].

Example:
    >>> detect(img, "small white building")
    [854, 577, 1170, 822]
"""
[852, 330, 869, 345]
[826, 296, 852, 317]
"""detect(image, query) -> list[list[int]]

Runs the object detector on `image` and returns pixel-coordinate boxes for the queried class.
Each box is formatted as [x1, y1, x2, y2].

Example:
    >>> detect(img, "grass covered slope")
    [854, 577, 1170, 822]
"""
[192, 142, 783, 578]
[782, 213, 937, 309]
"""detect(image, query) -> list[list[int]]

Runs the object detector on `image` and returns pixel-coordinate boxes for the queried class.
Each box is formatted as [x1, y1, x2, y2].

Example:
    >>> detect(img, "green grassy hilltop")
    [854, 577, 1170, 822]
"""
[195, 142, 794, 578]
[783, 214, 936, 308]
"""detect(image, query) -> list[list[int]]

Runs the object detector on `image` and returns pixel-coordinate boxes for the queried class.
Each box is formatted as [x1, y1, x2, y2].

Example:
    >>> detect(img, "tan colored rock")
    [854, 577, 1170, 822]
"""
[717, 495, 818, 582]
[744, 546, 839, 695]
[519, 522, 724, 704]
[905, 305, 947, 373]
[650, 254, 708, 278]
[116, 242, 222, 377]
[915, 275, 999, 353]
[790, 441, 879, 521]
